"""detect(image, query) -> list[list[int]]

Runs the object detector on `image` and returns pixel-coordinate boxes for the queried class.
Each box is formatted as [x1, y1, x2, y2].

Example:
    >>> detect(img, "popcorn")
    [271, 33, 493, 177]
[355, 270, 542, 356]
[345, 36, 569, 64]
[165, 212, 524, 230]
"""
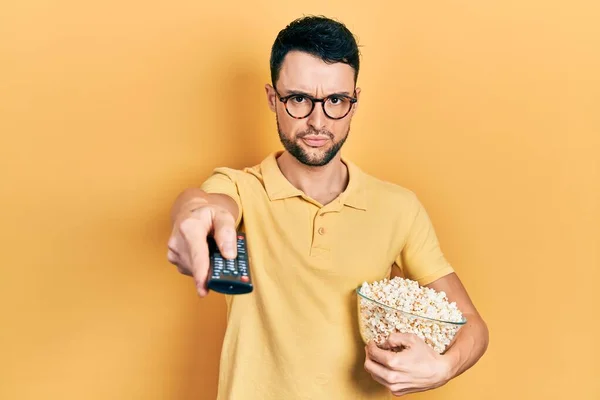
[358, 277, 465, 354]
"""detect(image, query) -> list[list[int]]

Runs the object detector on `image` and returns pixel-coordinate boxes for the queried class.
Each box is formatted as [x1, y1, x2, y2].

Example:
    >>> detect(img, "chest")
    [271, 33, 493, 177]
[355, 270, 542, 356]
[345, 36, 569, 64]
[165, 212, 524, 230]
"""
[242, 198, 406, 290]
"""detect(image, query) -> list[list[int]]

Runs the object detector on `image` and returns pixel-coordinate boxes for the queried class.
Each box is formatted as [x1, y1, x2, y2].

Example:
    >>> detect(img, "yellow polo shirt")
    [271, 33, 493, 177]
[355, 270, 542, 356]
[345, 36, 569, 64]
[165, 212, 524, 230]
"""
[200, 151, 454, 400]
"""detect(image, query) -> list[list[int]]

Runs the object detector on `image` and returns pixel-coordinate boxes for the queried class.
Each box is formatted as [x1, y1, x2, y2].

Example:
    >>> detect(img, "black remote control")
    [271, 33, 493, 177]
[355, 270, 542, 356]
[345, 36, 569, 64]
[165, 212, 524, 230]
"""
[206, 232, 253, 295]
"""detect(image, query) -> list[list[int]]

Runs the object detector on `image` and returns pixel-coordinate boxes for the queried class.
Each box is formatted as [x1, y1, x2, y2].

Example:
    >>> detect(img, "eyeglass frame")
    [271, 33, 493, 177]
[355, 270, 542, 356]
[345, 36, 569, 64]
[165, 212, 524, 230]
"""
[274, 88, 358, 120]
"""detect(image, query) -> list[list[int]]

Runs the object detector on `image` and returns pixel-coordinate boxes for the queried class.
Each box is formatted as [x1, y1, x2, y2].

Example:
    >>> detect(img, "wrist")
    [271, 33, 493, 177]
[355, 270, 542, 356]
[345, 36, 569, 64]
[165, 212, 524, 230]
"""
[173, 198, 209, 223]
[184, 198, 210, 213]
[439, 350, 460, 382]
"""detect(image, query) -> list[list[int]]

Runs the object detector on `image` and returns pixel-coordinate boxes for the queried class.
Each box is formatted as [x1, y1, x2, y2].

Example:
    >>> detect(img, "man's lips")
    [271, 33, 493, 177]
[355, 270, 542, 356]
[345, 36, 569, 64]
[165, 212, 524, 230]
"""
[301, 135, 329, 147]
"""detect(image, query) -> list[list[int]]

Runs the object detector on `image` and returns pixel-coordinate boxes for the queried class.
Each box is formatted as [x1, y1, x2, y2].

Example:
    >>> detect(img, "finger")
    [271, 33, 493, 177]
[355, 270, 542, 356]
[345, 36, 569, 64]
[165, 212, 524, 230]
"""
[168, 235, 194, 277]
[168, 229, 191, 267]
[387, 332, 418, 350]
[364, 357, 405, 388]
[167, 234, 179, 254]
[211, 209, 238, 259]
[392, 387, 422, 397]
[179, 217, 211, 296]
[167, 249, 193, 277]
[171, 259, 193, 276]
[366, 341, 400, 370]
[366, 368, 391, 388]
[167, 234, 185, 265]
[167, 248, 180, 265]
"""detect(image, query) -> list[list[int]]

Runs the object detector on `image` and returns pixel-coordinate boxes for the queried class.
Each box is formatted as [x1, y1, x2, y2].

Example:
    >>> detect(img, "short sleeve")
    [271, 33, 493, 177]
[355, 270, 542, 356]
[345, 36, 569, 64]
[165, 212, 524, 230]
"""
[200, 167, 243, 228]
[396, 196, 454, 286]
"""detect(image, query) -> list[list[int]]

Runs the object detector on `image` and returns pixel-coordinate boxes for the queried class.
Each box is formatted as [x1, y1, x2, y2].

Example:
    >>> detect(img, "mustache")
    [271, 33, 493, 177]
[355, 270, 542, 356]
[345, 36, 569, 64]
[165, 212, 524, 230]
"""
[296, 128, 334, 139]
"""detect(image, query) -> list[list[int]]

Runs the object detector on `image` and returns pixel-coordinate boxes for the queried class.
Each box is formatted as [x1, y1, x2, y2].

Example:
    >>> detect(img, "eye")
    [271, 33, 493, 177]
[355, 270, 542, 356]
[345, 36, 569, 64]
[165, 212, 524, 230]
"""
[329, 96, 343, 105]
[291, 95, 306, 104]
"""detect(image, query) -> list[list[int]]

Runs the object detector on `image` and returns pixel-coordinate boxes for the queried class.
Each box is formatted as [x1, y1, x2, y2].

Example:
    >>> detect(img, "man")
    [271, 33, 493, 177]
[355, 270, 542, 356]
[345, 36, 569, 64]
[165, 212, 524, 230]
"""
[168, 16, 489, 399]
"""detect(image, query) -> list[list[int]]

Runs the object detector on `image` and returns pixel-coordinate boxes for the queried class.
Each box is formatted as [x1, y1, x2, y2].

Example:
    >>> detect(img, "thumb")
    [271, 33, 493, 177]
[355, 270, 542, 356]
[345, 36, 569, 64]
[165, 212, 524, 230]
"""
[179, 215, 212, 296]
[386, 332, 419, 349]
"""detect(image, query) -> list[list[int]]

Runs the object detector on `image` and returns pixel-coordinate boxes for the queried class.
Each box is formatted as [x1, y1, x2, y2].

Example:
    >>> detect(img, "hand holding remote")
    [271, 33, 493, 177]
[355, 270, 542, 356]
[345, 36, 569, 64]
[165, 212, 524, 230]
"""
[168, 203, 238, 297]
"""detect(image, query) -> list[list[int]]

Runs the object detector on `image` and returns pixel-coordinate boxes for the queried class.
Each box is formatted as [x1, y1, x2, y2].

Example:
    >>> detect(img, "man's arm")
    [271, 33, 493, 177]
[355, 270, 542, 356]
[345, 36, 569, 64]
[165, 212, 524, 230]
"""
[170, 187, 239, 225]
[168, 187, 240, 296]
[364, 195, 488, 395]
[427, 272, 489, 379]
[364, 272, 489, 396]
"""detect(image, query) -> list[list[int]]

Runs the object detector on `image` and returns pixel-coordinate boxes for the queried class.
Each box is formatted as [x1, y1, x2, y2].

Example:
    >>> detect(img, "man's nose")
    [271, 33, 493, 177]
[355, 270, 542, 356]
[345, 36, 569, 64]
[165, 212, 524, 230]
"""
[307, 103, 327, 131]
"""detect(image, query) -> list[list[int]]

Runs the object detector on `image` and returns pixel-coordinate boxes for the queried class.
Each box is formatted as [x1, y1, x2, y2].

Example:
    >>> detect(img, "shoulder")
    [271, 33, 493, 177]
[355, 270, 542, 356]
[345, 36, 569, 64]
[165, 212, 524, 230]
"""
[207, 152, 282, 186]
[204, 163, 263, 183]
[365, 174, 417, 200]
[352, 162, 420, 210]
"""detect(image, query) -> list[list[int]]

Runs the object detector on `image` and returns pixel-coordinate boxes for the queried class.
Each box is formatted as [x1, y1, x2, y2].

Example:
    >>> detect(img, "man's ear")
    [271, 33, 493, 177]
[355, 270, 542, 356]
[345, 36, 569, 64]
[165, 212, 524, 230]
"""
[265, 84, 277, 113]
[351, 87, 361, 116]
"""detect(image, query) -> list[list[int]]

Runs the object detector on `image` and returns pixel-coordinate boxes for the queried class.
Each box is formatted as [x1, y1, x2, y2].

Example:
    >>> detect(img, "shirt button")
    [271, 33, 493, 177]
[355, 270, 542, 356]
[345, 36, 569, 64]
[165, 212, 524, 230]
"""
[318, 227, 326, 235]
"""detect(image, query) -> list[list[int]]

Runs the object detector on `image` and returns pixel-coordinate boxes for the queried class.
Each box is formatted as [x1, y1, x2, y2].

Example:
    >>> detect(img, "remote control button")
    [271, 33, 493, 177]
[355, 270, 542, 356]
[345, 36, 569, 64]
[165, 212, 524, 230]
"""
[240, 276, 250, 282]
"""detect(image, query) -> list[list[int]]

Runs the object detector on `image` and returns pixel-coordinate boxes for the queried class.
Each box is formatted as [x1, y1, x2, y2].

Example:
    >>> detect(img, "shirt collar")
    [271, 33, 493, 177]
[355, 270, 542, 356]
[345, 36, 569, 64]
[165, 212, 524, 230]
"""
[260, 152, 367, 211]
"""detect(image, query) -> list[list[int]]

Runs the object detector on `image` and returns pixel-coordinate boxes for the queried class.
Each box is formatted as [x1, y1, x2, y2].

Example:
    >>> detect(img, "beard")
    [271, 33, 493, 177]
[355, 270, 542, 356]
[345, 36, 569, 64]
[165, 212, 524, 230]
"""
[276, 116, 349, 167]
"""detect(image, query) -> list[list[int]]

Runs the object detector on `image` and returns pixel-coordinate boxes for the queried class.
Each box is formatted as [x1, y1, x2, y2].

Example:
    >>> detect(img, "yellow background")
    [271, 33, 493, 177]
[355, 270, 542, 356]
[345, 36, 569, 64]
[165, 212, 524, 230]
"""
[1, 1, 599, 399]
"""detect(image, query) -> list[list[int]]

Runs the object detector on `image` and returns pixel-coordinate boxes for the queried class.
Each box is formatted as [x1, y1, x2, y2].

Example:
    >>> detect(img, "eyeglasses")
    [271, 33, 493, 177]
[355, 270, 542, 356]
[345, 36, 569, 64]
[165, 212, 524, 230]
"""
[275, 88, 357, 120]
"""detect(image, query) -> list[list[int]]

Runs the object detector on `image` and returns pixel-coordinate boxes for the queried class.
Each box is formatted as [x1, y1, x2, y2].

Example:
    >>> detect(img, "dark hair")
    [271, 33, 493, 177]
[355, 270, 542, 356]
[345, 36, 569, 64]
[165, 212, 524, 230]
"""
[270, 16, 360, 87]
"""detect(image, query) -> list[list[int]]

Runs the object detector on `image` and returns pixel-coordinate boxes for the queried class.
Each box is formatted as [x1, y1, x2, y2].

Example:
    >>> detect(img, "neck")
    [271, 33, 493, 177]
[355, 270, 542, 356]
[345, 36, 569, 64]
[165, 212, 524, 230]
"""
[276, 151, 349, 206]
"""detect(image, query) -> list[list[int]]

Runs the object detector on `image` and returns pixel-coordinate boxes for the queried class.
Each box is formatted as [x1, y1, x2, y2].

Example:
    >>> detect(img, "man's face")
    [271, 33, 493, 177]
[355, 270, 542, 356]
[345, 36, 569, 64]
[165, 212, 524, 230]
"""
[266, 51, 360, 167]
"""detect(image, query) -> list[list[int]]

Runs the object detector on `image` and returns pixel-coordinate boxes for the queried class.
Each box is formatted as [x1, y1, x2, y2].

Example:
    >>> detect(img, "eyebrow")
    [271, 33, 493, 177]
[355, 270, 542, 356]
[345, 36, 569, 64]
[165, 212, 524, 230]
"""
[282, 89, 353, 97]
